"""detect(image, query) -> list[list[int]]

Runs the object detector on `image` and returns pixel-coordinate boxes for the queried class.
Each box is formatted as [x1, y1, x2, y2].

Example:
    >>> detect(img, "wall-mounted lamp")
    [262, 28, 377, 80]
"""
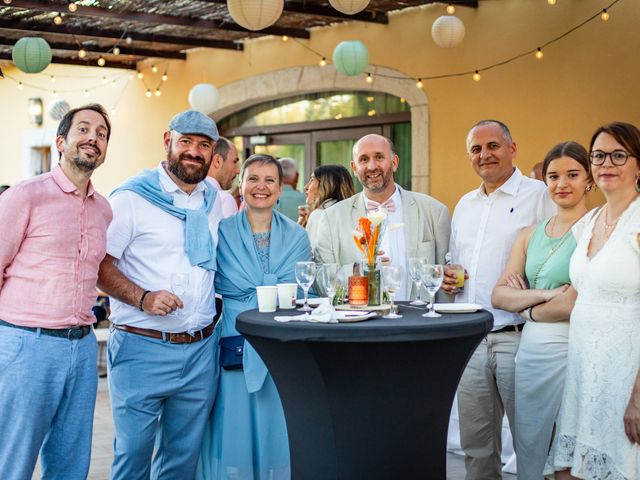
[28, 97, 44, 126]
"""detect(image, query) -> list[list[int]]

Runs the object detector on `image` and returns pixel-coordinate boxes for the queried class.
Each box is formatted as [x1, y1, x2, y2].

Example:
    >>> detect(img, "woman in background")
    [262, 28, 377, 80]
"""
[492, 141, 592, 479]
[298, 164, 355, 249]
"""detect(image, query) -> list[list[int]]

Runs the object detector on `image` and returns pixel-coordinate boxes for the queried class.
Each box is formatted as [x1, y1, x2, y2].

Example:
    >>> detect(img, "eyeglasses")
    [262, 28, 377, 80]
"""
[589, 150, 634, 166]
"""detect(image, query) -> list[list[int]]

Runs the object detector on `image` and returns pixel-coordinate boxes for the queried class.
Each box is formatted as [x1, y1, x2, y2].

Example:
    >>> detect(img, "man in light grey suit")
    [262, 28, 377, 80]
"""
[314, 133, 450, 300]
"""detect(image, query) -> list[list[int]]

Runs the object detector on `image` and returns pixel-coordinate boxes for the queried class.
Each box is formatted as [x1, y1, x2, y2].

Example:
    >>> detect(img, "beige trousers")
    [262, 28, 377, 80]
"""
[457, 330, 520, 480]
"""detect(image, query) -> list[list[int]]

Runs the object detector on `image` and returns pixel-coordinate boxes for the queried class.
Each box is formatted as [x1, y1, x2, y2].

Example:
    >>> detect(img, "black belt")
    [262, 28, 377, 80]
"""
[0, 319, 92, 340]
[492, 324, 524, 334]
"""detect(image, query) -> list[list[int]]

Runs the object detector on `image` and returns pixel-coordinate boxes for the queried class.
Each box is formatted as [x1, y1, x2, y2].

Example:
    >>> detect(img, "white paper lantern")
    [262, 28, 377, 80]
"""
[227, 0, 284, 31]
[188, 84, 220, 114]
[431, 15, 466, 48]
[47, 99, 70, 121]
[329, 0, 370, 15]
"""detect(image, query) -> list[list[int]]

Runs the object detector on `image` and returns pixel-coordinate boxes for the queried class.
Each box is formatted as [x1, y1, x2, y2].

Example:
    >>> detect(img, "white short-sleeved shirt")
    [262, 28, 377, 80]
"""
[450, 168, 556, 330]
[107, 163, 223, 333]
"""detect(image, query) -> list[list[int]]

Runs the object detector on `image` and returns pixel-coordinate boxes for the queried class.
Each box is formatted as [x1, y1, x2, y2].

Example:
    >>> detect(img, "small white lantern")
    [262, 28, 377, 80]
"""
[188, 84, 220, 115]
[328, 0, 370, 15]
[227, 0, 284, 31]
[431, 15, 466, 48]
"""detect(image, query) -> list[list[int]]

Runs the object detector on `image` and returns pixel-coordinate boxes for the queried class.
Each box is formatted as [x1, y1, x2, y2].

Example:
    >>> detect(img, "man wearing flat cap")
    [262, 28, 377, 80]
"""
[98, 110, 223, 479]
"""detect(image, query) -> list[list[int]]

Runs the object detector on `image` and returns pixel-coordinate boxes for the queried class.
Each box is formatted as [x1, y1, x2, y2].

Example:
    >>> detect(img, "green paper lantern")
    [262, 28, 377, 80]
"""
[332, 40, 369, 77]
[12, 37, 52, 74]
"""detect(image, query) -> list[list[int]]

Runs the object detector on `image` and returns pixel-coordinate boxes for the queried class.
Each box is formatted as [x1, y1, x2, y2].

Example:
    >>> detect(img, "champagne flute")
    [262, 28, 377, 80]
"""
[382, 265, 403, 319]
[318, 263, 339, 307]
[407, 257, 426, 305]
[170, 272, 189, 319]
[420, 264, 444, 318]
[295, 261, 316, 312]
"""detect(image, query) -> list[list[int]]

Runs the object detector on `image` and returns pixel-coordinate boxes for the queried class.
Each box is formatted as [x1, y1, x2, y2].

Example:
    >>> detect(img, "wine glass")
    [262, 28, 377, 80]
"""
[170, 273, 189, 319]
[420, 264, 444, 318]
[318, 263, 339, 307]
[407, 257, 426, 305]
[295, 261, 316, 312]
[382, 265, 403, 319]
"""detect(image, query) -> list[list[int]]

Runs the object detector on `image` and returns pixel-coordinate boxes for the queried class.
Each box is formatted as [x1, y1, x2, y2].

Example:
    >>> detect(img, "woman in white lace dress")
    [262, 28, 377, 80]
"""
[553, 122, 640, 480]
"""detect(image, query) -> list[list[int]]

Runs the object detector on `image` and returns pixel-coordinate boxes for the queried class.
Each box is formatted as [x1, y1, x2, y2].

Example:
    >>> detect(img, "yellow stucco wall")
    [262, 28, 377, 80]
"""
[0, 0, 637, 211]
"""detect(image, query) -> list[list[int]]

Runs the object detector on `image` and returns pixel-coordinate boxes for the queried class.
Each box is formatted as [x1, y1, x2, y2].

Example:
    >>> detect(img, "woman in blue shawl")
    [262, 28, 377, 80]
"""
[198, 154, 311, 480]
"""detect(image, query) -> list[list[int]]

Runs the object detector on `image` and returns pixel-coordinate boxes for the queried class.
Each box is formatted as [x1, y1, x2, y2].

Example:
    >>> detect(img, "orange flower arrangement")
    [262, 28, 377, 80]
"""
[353, 209, 387, 266]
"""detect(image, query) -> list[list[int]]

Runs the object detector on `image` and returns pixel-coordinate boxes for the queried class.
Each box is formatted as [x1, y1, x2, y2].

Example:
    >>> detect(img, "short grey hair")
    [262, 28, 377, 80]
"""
[279, 157, 298, 180]
[466, 119, 513, 151]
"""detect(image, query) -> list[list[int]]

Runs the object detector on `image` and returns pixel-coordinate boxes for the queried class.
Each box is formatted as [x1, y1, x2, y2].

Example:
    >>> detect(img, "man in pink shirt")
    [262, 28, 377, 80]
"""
[0, 104, 112, 480]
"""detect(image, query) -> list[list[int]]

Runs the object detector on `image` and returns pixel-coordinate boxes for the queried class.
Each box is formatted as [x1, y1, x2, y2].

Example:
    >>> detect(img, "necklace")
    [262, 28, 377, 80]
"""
[603, 206, 621, 238]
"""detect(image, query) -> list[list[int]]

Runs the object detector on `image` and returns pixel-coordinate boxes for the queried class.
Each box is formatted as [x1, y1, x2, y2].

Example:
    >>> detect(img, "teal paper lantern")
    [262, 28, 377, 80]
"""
[12, 37, 52, 74]
[332, 40, 369, 77]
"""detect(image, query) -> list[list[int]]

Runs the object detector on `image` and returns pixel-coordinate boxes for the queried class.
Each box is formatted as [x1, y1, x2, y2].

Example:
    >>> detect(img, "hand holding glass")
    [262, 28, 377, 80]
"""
[318, 263, 339, 306]
[408, 257, 426, 305]
[170, 273, 189, 318]
[295, 262, 316, 312]
[420, 264, 443, 318]
[382, 265, 403, 319]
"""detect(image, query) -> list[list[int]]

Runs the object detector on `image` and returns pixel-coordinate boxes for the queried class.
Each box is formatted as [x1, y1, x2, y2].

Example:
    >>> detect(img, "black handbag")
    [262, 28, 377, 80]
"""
[220, 335, 244, 370]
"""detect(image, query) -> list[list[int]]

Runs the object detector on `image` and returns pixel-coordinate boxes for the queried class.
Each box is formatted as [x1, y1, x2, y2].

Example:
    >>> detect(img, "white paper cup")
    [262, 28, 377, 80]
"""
[276, 283, 298, 310]
[256, 286, 278, 313]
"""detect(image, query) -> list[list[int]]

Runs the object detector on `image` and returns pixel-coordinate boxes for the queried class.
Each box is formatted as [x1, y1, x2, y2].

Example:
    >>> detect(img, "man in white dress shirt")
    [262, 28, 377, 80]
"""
[315, 133, 450, 300]
[443, 120, 555, 479]
[207, 136, 240, 218]
[98, 110, 223, 480]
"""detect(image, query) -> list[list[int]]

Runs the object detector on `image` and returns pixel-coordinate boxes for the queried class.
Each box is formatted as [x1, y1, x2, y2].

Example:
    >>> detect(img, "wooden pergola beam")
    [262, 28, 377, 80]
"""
[0, 51, 137, 70]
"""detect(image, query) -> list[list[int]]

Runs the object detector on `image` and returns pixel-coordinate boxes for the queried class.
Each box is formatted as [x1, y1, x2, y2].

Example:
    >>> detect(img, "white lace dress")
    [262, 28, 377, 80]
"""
[550, 197, 640, 479]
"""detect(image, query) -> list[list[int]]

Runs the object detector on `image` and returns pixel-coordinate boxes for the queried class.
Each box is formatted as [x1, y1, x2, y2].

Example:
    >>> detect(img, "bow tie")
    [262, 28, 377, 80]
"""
[366, 198, 396, 213]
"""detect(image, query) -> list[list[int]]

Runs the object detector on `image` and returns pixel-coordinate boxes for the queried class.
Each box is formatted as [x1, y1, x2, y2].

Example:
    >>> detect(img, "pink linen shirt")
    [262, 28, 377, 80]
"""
[0, 165, 112, 328]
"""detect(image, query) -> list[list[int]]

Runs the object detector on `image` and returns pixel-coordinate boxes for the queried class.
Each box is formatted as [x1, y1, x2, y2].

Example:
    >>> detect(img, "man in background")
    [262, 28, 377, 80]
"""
[207, 136, 240, 217]
[276, 157, 306, 221]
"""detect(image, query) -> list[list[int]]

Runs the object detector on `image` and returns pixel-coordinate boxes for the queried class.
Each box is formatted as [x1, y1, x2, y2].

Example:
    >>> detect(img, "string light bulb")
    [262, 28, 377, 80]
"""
[282, 35, 288, 42]
[110, 108, 117, 116]
[97, 57, 106, 67]
[155, 88, 161, 97]
[52, 90, 58, 98]
[151, 64, 158, 73]
[111, 79, 116, 87]
[547, 0, 556, 5]
[319, 57, 327, 67]
[113, 46, 120, 55]
[416, 78, 423, 89]
[128, 72, 134, 80]
[145, 89, 152, 98]
[446, 3, 456, 14]
[162, 73, 168, 82]
[137, 70, 143, 79]
[53, 13, 63, 25]
[473, 70, 481, 82]
[366, 73, 373, 84]
[67, 2, 77, 12]
[601, 9, 609, 21]
[102, 76, 107, 83]
[78, 48, 87, 58]
[50, 75, 56, 83]
[17, 82, 23, 90]
[535, 48, 544, 60]
[84, 89, 90, 97]
[125, 36, 132, 45]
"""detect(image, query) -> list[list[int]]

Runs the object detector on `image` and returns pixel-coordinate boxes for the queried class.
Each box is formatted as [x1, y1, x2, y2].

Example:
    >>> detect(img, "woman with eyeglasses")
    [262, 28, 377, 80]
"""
[491, 141, 592, 480]
[550, 122, 640, 480]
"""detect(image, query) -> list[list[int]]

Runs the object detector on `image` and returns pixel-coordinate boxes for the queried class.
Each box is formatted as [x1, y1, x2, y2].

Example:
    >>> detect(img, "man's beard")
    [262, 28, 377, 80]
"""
[167, 148, 211, 184]
[71, 143, 101, 172]
[360, 167, 394, 193]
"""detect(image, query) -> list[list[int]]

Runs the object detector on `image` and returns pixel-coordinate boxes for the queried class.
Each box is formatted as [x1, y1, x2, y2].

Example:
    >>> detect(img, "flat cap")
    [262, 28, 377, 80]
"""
[168, 110, 219, 141]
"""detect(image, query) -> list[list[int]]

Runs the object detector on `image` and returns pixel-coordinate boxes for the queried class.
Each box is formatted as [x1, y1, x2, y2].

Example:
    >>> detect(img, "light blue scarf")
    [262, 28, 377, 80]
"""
[112, 167, 217, 271]
[215, 209, 311, 392]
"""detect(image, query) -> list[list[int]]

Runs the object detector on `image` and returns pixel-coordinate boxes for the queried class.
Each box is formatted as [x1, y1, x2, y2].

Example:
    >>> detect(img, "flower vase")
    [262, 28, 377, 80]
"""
[364, 260, 381, 306]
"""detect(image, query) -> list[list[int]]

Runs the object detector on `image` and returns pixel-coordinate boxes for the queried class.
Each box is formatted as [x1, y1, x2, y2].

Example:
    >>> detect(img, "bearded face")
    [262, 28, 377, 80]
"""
[166, 134, 214, 185]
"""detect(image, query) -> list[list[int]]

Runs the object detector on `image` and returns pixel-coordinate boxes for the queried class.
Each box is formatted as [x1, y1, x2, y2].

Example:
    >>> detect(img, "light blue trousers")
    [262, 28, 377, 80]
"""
[0, 324, 98, 480]
[108, 328, 218, 480]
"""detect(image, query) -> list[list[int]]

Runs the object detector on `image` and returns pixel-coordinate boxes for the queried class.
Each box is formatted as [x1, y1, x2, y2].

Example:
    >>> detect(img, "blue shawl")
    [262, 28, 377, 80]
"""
[112, 167, 217, 271]
[215, 209, 312, 392]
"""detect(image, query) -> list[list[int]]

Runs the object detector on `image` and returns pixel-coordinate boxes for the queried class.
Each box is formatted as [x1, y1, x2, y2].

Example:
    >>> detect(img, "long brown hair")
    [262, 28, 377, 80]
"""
[310, 164, 355, 211]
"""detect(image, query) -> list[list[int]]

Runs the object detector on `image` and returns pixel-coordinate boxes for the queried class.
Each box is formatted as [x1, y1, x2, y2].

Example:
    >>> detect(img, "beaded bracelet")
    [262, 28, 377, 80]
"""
[138, 290, 151, 312]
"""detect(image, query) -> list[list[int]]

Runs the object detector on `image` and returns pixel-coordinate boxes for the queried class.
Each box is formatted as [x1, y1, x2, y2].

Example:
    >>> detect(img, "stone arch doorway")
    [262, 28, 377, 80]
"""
[213, 65, 431, 193]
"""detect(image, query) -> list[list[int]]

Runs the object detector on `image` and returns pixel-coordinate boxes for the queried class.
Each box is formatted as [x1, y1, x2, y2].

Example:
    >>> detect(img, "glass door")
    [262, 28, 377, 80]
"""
[252, 133, 310, 191]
